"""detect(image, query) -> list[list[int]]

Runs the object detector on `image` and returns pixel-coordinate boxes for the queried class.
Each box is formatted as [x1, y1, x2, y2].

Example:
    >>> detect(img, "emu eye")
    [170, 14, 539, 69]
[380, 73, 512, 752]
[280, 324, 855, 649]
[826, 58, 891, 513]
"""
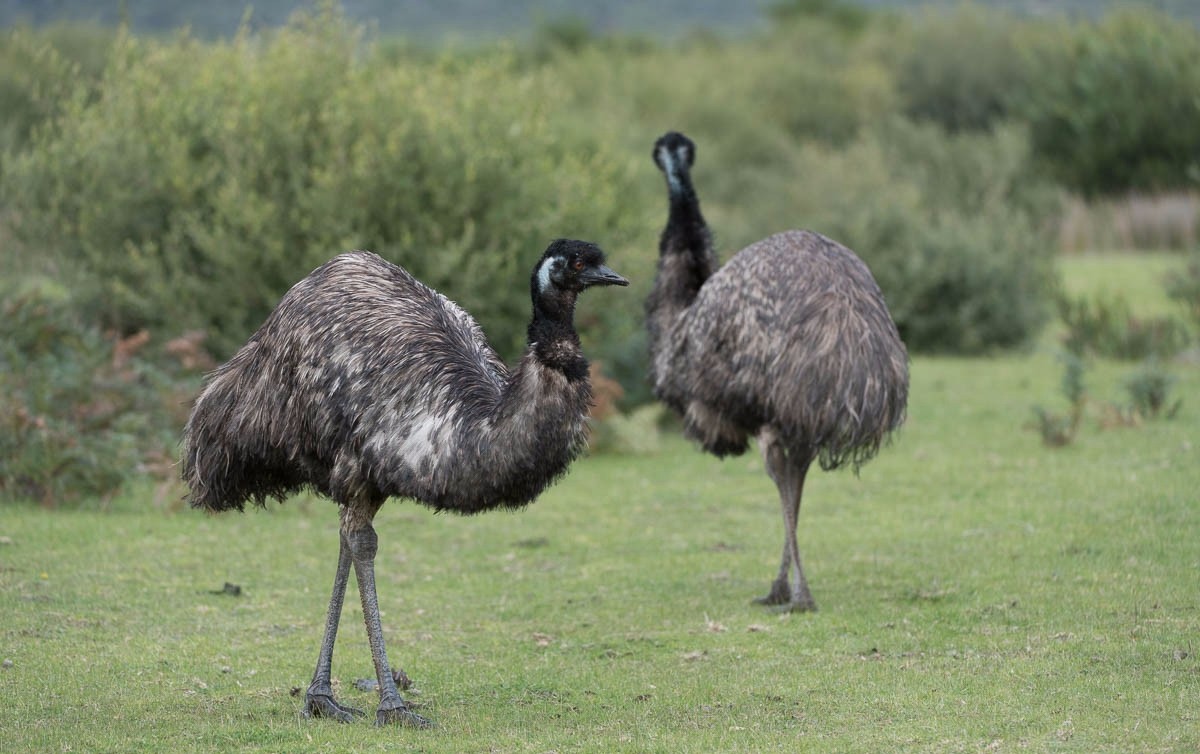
[573, 259, 585, 271]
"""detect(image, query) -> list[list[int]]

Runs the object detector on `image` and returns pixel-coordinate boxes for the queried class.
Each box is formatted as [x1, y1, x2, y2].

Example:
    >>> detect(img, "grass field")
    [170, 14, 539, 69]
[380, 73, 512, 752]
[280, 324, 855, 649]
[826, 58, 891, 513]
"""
[2, 254, 1197, 753]
[1058, 252, 1189, 319]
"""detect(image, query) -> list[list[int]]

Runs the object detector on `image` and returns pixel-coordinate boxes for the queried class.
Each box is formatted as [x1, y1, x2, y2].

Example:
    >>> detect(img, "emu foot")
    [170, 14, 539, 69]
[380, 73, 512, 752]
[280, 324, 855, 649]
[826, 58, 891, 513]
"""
[303, 692, 366, 723]
[376, 702, 433, 729]
[753, 581, 817, 613]
[753, 579, 793, 607]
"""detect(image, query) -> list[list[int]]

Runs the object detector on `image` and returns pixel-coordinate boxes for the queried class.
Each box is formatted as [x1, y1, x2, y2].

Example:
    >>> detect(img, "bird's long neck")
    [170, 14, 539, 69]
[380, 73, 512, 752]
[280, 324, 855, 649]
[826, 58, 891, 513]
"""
[378, 291, 593, 516]
[440, 297, 589, 513]
[646, 157, 719, 364]
[662, 163, 711, 263]
[527, 292, 587, 382]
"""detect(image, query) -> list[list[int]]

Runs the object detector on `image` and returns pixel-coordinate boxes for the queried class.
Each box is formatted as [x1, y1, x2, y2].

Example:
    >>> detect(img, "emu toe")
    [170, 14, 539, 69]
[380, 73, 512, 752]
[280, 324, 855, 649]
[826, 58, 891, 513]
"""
[303, 692, 366, 723]
[376, 703, 433, 729]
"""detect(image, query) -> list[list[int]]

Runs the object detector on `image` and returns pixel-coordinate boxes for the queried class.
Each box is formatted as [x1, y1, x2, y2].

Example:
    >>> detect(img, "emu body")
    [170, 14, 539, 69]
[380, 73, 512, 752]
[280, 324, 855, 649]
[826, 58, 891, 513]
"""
[182, 241, 627, 726]
[647, 132, 908, 611]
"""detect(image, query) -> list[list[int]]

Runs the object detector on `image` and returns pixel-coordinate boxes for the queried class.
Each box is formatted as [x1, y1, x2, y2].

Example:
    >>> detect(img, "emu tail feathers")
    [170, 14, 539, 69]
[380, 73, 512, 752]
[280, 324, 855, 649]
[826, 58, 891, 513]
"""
[180, 367, 297, 512]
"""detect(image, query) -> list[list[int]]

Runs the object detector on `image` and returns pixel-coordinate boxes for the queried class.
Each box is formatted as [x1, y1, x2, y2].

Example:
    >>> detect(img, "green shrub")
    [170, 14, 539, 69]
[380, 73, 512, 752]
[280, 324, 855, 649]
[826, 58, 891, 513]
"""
[1058, 293, 1192, 360]
[548, 14, 896, 169]
[0, 22, 114, 160]
[891, 5, 1030, 133]
[1124, 363, 1182, 421]
[1017, 8, 1200, 195]
[0, 280, 187, 506]
[1029, 351, 1086, 447]
[782, 120, 1057, 353]
[768, 0, 869, 35]
[2, 6, 643, 362]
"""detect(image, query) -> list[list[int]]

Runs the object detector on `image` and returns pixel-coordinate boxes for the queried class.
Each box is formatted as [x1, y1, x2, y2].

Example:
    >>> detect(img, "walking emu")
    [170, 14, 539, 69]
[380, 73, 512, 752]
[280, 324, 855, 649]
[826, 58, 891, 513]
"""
[646, 132, 908, 612]
[181, 240, 627, 727]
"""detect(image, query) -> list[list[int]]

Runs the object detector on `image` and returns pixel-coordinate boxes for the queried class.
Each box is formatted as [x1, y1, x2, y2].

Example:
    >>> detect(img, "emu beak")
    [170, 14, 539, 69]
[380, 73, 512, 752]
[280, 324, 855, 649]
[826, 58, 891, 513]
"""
[581, 265, 629, 288]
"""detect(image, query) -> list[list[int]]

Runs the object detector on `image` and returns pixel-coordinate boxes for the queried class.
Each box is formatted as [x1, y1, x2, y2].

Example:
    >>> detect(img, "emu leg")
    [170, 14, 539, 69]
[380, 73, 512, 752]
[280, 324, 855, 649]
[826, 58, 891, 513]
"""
[756, 440, 816, 612]
[304, 533, 365, 721]
[782, 454, 816, 612]
[345, 523, 432, 728]
[754, 439, 794, 606]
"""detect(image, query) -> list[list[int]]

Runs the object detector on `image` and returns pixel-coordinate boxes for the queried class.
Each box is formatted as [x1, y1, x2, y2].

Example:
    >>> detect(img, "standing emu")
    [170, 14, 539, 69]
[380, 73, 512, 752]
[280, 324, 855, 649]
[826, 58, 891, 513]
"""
[646, 131, 909, 612]
[181, 239, 627, 727]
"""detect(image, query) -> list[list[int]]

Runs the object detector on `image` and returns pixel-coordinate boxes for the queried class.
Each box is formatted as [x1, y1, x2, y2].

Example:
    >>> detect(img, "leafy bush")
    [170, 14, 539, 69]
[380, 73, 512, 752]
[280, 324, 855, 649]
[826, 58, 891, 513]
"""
[1030, 351, 1086, 447]
[781, 120, 1057, 353]
[1017, 8, 1200, 195]
[1058, 293, 1192, 360]
[2, 6, 643, 362]
[767, 0, 868, 34]
[0, 23, 113, 160]
[548, 12, 896, 172]
[890, 5, 1030, 133]
[0, 280, 191, 506]
[1124, 363, 1182, 421]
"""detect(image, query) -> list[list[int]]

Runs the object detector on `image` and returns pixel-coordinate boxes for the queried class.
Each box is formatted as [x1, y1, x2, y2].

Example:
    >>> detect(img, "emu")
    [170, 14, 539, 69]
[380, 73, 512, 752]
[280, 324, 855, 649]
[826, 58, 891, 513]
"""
[181, 240, 627, 727]
[646, 132, 909, 612]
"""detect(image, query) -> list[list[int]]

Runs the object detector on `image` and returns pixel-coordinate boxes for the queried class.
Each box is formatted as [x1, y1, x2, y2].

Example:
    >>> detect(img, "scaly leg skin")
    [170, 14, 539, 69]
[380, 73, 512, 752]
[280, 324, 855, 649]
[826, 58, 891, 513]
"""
[303, 533, 366, 722]
[346, 523, 433, 729]
[757, 437, 817, 613]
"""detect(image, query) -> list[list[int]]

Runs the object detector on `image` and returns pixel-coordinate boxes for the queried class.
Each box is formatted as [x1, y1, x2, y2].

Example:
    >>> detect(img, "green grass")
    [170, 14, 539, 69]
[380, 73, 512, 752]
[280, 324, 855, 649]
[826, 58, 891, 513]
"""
[2, 257, 1199, 753]
[1058, 251, 1190, 318]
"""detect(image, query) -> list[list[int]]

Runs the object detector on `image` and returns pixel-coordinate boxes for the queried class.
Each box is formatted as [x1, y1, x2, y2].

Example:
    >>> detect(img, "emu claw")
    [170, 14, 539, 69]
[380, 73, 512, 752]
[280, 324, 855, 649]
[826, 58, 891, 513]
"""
[376, 703, 433, 728]
[303, 693, 366, 723]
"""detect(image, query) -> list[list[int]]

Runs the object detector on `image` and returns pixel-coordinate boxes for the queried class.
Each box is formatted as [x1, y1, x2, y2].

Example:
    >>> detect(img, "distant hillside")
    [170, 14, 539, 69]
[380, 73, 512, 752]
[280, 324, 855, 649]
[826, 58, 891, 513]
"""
[0, 0, 1194, 39]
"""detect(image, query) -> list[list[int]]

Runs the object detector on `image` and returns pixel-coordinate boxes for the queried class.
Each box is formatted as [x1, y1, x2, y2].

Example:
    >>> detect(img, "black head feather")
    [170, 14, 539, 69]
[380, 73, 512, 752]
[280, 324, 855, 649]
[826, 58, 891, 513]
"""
[653, 131, 696, 173]
[531, 239, 628, 302]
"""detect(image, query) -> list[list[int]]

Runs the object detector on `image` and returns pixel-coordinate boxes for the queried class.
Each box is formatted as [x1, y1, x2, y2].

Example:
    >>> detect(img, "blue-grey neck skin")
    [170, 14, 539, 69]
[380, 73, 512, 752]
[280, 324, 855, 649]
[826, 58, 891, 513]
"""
[655, 134, 714, 270]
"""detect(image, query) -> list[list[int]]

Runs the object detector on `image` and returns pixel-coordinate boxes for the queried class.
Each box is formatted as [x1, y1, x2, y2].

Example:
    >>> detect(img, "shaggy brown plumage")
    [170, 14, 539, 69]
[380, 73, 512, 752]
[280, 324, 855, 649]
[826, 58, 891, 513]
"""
[182, 239, 626, 726]
[646, 132, 908, 611]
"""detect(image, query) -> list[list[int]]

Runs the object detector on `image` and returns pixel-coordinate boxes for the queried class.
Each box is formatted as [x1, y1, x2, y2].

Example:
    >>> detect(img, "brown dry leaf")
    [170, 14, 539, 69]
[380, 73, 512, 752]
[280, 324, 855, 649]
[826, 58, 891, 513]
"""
[532, 632, 554, 647]
[705, 616, 727, 633]
[112, 329, 150, 369]
[165, 329, 217, 371]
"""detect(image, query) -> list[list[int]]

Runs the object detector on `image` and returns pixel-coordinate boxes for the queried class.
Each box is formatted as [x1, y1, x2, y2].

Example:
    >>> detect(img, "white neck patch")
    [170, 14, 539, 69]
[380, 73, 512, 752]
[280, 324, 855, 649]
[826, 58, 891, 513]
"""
[658, 145, 682, 194]
[536, 256, 561, 294]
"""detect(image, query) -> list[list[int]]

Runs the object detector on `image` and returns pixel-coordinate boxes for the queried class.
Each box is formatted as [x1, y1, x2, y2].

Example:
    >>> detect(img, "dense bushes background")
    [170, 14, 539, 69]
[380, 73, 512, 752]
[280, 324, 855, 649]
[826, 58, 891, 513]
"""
[2, 13, 644, 361]
[0, 279, 193, 505]
[1017, 10, 1200, 196]
[1, 1, 1197, 503]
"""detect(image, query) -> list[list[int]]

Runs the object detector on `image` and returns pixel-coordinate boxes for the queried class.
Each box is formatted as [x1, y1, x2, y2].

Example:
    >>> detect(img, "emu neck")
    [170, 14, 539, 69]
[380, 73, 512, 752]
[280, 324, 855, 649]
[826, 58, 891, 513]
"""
[659, 165, 717, 294]
[663, 174, 708, 253]
[646, 169, 719, 362]
[529, 292, 587, 382]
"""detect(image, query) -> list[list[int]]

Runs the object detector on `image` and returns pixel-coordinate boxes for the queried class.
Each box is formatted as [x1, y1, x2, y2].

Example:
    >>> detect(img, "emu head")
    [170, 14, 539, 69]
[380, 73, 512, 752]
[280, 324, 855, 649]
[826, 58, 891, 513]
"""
[653, 131, 696, 199]
[532, 239, 628, 306]
[653, 131, 696, 175]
